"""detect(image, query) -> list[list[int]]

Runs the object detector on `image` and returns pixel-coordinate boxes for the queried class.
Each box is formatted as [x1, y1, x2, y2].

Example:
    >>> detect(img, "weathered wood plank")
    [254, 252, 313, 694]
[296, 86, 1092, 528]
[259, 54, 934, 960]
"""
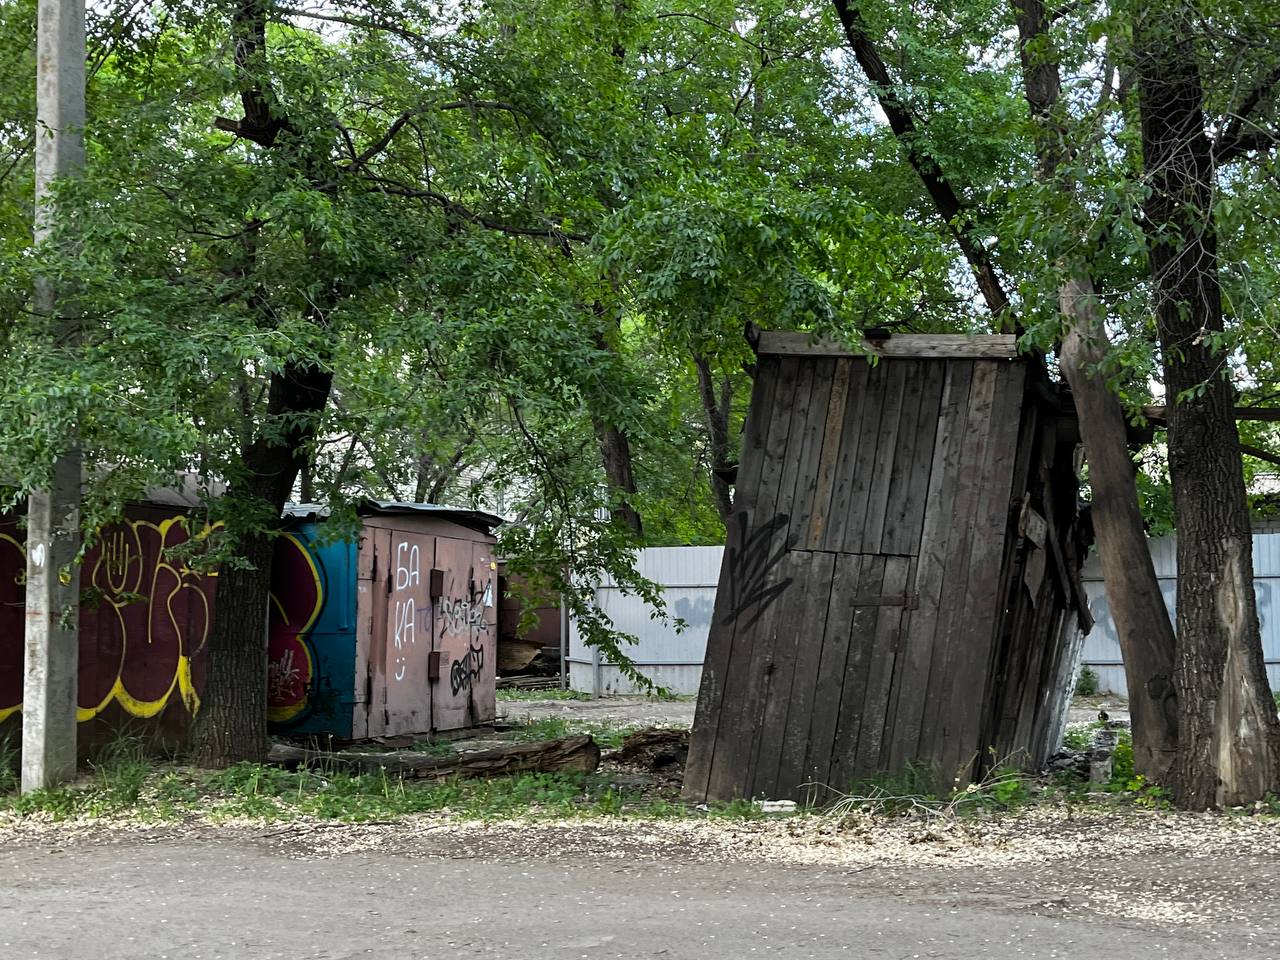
[876, 556, 919, 770]
[683, 357, 784, 802]
[758, 331, 1019, 360]
[791, 553, 867, 802]
[836, 362, 888, 554]
[880, 360, 946, 556]
[925, 360, 1011, 786]
[786, 358, 837, 549]
[772, 551, 841, 801]
[803, 359, 853, 548]
[855, 361, 912, 553]
[820, 361, 872, 552]
[748, 550, 834, 800]
[850, 555, 912, 778]
[820, 556, 886, 795]
[702, 360, 812, 802]
[882, 361, 975, 775]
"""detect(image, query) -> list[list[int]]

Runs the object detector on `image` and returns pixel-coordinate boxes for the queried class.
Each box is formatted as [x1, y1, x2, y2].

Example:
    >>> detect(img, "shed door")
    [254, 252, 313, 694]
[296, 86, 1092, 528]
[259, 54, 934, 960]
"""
[431, 537, 497, 730]
[381, 530, 434, 734]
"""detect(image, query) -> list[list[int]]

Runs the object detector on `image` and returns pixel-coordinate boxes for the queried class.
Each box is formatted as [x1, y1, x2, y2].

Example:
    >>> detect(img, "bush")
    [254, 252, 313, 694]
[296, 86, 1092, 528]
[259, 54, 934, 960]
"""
[1075, 665, 1100, 697]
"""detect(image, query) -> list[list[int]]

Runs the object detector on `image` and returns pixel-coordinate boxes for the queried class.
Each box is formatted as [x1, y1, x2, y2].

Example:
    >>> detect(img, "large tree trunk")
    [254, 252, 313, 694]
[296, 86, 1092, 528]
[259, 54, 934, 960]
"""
[190, 361, 333, 766]
[1013, 0, 1179, 781]
[1135, 6, 1280, 806]
[1057, 280, 1180, 779]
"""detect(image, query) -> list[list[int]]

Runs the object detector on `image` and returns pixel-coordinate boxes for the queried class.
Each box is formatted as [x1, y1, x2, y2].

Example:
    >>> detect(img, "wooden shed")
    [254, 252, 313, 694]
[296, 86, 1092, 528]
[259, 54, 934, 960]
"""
[683, 332, 1091, 804]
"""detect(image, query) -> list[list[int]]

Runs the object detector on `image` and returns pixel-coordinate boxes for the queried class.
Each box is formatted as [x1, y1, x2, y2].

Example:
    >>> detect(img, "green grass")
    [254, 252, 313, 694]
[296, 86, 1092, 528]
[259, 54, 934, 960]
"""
[496, 688, 591, 702]
[502, 715, 642, 750]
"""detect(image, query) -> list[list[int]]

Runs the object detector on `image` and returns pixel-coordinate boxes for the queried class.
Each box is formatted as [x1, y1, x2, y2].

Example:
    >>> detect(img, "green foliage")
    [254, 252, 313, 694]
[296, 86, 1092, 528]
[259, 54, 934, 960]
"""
[1075, 666, 1100, 697]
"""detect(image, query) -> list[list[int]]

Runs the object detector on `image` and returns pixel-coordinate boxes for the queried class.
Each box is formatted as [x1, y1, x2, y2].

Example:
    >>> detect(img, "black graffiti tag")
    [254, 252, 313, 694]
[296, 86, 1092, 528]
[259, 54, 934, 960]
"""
[450, 641, 485, 696]
[718, 512, 793, 629]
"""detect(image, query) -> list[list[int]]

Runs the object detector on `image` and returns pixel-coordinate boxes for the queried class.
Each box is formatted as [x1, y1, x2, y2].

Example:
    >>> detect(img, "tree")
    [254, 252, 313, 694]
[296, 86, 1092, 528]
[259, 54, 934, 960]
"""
[1133, 1, 1280, 805]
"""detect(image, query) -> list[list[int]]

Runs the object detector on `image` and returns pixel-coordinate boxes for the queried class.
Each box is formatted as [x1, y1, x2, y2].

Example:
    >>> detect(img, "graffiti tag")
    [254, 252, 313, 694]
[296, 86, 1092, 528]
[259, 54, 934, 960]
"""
[450, 641, 485, 696]
[268, 648, 303, 703]
[440, 595, 487, 636]
[718, 512, 793, 629]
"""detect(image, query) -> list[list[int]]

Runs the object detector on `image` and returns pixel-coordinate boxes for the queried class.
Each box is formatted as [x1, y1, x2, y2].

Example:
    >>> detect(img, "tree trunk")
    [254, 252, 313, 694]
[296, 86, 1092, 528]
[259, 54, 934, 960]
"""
[189, 360, 333, 765]
[1135, 6, 1280, 806]
[693, 352, 735, 524]
[1058, 279, 1179, 780]
[1013, 0, 1178, 781]
[191, 529, 273, 767]
[590, 324, 643, 537]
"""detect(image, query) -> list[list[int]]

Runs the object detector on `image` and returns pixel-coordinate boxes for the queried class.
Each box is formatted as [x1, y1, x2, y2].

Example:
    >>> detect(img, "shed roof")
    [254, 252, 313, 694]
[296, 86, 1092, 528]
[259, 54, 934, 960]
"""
[283, 500, 504, 534]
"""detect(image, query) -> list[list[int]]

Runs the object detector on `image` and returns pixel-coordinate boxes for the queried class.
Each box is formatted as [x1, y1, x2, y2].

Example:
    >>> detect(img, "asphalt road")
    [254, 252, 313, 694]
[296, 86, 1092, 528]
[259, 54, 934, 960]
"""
[2, 827, 1274, 960]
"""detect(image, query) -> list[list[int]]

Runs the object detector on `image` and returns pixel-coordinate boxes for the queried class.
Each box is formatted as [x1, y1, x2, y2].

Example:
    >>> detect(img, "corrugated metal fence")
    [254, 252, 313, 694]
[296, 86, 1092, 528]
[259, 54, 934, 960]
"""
[1081, 527, 1280, 693]
[568, 547, 721, 695]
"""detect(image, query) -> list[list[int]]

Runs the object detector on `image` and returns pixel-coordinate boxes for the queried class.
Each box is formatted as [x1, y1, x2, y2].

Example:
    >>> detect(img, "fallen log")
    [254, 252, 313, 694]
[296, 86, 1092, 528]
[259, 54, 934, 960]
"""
[268, 735, 601, 781]
[609, 727, 689, 775]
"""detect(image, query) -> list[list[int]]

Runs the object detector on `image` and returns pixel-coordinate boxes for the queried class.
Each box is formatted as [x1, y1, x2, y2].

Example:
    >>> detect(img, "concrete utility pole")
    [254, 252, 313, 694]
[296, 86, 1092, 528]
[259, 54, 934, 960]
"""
[23, 0, 85, 793]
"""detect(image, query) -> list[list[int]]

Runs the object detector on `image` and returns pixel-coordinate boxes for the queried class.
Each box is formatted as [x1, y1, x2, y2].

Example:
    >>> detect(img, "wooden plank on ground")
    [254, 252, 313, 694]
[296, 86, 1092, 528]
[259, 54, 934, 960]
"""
[682, 357, 782, 802]
[803, 358, 853, 549]
[758, 331, 1019, 360]
[880, 360, 946, 556]
[881, 361, 975, 775]
[855, 361, 913, 553]
[819, 556, 886, 795]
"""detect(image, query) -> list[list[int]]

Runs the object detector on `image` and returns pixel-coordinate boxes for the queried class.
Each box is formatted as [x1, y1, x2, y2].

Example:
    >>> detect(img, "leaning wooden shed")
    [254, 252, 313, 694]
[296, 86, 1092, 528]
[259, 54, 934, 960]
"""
[683, 332, 1092, 804]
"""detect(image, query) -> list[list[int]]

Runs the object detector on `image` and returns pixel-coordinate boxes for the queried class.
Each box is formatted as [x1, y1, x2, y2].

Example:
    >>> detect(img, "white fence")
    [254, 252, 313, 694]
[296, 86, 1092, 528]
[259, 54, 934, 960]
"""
[1081, 526, 1280, 694]
[568, 546, 721, 695]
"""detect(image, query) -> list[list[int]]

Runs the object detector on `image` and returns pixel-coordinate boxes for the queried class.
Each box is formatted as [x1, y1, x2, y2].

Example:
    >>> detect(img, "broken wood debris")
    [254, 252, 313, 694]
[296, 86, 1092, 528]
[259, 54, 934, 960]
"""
[267, 735, 601, 780]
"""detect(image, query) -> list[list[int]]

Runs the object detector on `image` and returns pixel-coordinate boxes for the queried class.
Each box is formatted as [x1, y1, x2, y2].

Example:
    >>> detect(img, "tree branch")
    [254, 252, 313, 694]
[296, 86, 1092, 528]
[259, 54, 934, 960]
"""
[830, 0, 1013, 327]
[1214, 63, 1280, 163]
[362, 175, 591, 242]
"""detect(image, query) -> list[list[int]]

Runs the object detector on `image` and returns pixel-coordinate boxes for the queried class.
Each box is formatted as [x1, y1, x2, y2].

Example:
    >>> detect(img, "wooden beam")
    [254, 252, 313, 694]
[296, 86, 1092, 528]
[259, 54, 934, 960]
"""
[1142, 405, 1280, 423]
[757, 331, 1018, 360]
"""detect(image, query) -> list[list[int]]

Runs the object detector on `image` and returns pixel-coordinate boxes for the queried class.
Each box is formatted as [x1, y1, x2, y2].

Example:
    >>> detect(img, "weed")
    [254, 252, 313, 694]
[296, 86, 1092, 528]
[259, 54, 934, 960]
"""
[87, 735, 152, 812]
[496, 688, 590, 702]
[0, 736, 17, 796]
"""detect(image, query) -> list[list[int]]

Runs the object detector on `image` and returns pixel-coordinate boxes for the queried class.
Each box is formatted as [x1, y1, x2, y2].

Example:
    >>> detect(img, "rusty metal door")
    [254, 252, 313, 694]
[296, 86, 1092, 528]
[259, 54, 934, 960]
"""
[468, 541, 498, 724]
[431, 537, 496, 730]
[380, 529, 435, 734]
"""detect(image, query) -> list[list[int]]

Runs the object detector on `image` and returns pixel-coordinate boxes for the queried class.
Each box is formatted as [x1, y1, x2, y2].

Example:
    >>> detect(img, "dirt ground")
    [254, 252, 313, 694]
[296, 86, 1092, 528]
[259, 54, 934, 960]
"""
[497, 693, 1129, 732]
[2, 807, 1278, 959]
[497, 694, 698, 728]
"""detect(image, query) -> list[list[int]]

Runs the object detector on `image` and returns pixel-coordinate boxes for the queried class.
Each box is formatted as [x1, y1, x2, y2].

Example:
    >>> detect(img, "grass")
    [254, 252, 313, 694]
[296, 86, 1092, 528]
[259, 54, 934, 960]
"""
[496, 688, 591, 702]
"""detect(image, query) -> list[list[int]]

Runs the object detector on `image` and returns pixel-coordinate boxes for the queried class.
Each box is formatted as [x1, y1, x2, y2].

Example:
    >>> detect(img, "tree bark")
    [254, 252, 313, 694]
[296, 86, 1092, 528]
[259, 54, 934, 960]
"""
[1134, 5, 1280, 806]
[1013, 0, 1179, 782]
[191, 360, 333, 766]
[590, 324, 643, 537]
[693, 352, 735, 524]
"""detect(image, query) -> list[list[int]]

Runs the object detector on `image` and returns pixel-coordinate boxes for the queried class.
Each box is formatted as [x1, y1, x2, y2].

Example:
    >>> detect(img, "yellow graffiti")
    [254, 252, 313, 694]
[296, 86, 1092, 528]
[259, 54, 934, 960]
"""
[0, 515, 218, 724]
[266, 533, 323, 724]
